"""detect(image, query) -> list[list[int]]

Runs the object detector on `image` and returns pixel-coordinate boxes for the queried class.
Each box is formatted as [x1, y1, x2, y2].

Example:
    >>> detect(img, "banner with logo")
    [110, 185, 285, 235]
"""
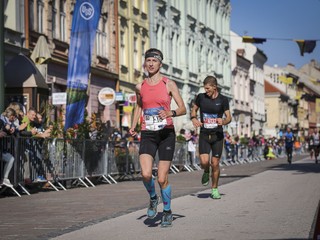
[65, 0, 102, 130]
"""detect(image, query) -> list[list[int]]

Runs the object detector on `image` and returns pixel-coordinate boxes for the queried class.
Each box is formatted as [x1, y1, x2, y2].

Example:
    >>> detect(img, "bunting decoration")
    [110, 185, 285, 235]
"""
[295, 40, 317, 56]
[65, 0, 102, 130]
[316, 98, 320, 113]
[242, 36, 266, 44]
[240, 35, 319, 56]
[278, 76, 293, 85]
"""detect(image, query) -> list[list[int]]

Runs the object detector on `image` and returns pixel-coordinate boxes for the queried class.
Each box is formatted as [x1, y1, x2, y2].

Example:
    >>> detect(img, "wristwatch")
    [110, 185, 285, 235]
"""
[171, 110, 177, 117]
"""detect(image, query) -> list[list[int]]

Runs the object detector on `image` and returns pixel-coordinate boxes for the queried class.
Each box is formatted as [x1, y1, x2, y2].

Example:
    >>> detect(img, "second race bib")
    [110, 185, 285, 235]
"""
[203, 113, 218, 129]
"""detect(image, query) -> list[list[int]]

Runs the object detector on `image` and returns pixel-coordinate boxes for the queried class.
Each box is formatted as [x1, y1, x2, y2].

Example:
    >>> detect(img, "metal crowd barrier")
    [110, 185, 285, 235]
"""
[220, 144, 265, 166]
[171, 142, 198, 173]
[1, 136, 273, 198]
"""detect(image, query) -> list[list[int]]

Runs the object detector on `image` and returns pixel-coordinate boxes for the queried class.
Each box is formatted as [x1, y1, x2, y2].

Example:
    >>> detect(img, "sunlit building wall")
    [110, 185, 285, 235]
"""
[148, 0, 231, 132]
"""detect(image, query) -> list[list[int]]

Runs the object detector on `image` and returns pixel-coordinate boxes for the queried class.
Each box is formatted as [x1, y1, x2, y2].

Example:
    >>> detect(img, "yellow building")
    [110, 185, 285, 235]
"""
[117, 0, 149, 129]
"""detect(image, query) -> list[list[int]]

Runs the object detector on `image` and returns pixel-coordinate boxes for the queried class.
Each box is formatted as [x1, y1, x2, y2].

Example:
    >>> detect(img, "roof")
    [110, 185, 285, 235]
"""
[264, 80, 286, 95]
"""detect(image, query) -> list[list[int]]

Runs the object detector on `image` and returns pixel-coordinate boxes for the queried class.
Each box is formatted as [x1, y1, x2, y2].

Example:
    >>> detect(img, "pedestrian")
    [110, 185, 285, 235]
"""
[309, 128, 320, 164]
[284, 126, 294, 164]
[190, 75, 231, 199]
[129, 48, 186, 227]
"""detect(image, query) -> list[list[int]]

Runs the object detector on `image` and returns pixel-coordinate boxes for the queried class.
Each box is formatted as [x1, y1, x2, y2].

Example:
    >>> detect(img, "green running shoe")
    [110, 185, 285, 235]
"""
[211, 188, 221, 199]
[201, 171, 210, 186]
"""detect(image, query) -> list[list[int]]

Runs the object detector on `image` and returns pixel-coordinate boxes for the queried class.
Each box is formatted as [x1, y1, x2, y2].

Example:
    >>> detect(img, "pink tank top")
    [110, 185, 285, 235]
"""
[140, 77, 173, 131]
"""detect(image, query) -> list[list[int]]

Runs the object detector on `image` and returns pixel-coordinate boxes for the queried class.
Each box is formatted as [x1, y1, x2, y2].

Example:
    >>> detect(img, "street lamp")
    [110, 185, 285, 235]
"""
[259, 117, 264, 135]
[233, 112, 239, 136]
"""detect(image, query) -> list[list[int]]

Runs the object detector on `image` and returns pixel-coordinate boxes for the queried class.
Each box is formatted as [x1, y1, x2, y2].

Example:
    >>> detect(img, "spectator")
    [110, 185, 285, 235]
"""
[224, 132, 233, 159]
[309, 128, 320, 163]
[5, 102, 26, 132]
[247, 136, 255, 160]
[20, 108, 50, 182]
[0, 108, 16, 188]
[232, 135, 240, 162]
[176, 128, 186, 143]
[0, 108, 18, 136]
[263, 143, 269, 160]
[20, 108, 50, 138]
[266, 143, 276, 160]
[294, 139, 301, 155]
[19, 107, 38, 137]
[186, 130, 197, 167]
[35, 113, 51, 138]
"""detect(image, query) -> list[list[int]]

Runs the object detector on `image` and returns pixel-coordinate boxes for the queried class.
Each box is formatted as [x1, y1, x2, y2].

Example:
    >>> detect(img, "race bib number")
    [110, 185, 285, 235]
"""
[203, 113, 218, 129]
[144, 107, 167, 131]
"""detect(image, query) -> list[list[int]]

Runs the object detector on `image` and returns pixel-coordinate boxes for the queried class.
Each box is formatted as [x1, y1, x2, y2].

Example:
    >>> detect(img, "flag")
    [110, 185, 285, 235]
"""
[295, 40, 316, 56]
[65, 0, 102, 130]
[278, 76, 293, 84]
[316, 98, 320, 113]
[242, 36, 266, 44]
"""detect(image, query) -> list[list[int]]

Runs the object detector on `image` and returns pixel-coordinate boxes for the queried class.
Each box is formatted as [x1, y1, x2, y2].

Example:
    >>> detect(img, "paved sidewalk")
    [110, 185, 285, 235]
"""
[0, 154, 319, 240]
[50, 157, 320, 240]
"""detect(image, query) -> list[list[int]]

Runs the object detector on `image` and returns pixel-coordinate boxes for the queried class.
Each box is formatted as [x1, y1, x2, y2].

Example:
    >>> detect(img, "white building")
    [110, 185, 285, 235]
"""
[148, 0, 232, 132]
[230, 31, 267, 137]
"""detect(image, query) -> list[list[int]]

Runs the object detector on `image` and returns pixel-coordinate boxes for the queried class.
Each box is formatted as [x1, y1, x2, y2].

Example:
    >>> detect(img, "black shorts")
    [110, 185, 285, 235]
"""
[139, 128, 176, 161]
[199, 131, 224, 158]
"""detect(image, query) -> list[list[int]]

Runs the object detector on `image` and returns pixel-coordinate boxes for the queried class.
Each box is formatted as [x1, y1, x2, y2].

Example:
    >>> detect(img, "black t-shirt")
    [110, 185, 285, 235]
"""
[195, 93, 229, 133]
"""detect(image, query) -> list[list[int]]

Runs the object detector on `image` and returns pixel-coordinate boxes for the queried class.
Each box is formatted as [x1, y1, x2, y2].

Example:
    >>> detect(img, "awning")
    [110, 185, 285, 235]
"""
[4, 53, 49, 89]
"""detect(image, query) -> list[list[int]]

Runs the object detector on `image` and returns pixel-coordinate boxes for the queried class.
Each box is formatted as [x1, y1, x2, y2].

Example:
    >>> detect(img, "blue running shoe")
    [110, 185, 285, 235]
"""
[161, 211, 173, 227]
[147, 195, 160, 219]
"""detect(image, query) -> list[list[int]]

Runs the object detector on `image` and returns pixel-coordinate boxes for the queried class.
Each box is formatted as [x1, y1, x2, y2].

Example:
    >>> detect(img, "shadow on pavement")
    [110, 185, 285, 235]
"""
[138, 212, 185, 228]
[271, 162, 320, 174]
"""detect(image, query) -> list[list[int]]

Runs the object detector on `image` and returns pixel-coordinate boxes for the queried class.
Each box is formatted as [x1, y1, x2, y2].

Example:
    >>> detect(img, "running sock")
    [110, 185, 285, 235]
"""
[160, 185, 172, 211]
[143, 178, 156, 198]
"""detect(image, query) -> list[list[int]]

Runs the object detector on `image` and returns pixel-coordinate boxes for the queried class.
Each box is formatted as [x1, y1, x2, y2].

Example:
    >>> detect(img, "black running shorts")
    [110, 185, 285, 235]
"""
[199, 131, 224, 158]
[139, 128, 176, 161]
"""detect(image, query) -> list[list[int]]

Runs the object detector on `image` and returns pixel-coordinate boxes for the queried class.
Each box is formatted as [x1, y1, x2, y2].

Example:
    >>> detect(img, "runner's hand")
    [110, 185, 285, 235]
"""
[129, 128, 137, 137]
[191, 118, 202, 128]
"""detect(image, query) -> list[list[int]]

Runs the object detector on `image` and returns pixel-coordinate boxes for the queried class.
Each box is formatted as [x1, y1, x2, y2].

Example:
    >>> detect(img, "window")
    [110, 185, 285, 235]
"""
[133, 37, 138, 69]
[52, 0, 57, 39]
[60, 0, 66, 41]
[29, 0, 35, 31]
[96, 18, 107, 58]
[37, 0, 44, 33]
[120, 31, 125, 66]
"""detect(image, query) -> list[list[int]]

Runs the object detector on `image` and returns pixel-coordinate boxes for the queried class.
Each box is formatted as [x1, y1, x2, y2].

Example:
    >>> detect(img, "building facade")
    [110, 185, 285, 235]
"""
[230, 31, 267, 137]
[148, 0, 232, 131]
[4, 0, 119, 126]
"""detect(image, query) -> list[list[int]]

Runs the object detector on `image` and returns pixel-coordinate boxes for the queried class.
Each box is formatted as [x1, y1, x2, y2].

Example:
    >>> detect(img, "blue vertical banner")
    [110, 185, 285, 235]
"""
[65, 0, 102, 130]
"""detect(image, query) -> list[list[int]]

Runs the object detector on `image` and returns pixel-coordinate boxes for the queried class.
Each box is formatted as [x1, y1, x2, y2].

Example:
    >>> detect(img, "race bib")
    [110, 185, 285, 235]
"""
[203, 113, 218, 129]
[144, 107, 167, 131]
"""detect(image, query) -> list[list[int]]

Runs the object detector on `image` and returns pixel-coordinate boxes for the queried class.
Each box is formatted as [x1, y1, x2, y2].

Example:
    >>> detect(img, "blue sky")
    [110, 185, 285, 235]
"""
[230, 0, 320, 68]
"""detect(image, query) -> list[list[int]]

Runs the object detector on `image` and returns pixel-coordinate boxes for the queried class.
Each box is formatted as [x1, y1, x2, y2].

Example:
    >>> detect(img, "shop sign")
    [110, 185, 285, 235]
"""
[98, 87, 116, 106]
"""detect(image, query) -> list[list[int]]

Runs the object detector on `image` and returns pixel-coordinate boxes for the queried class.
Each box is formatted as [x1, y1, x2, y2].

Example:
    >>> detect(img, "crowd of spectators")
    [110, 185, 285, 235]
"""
[222, 130, 312, 163]
[0, 102, 53, 188]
